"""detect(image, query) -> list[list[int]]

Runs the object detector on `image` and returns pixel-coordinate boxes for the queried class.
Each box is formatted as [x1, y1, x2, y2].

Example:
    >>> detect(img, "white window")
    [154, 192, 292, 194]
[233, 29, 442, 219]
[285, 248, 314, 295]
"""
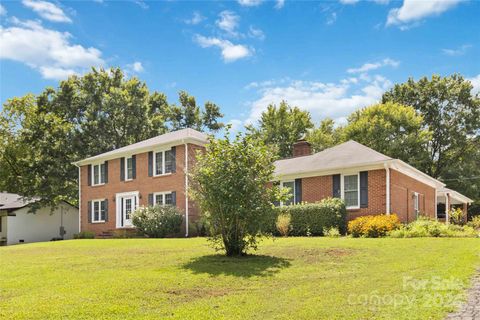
[125, 156, 133, 180]
[280, 181, 295, 206]
[343, 174, 359, 209]
[91, 199, 106, 222]
[413, 192, 419, 218]
[154, 192, 174, 206]
[92, 163, 106, 185]
[154, 149, 174, 176]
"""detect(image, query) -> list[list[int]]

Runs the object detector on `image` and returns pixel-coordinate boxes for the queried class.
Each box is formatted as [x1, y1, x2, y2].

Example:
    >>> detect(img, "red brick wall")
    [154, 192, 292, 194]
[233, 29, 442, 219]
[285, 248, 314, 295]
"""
[300, 169, 386, 220]
[292, 141, 312, 157]
[80, 143, 202, 236]
[390, 169, 436, 222]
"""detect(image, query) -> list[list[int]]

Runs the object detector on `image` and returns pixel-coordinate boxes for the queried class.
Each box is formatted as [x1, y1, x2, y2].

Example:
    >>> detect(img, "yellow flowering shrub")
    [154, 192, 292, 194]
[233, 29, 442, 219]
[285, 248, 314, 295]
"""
[348, 214, 401, 238]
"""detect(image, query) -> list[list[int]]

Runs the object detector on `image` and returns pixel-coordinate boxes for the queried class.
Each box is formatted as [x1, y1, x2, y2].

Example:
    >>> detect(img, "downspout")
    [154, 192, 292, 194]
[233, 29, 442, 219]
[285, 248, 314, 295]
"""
[445, 193, 449, 225]
[384, 163, 390, 215]
[434, 188, 438, 221]
[184, 142, 189, 237]
[77, 165, 81, 233]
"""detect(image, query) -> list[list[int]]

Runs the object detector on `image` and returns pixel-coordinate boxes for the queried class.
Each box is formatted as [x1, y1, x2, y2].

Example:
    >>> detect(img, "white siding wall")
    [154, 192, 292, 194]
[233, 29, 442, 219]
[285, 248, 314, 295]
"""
[0, 215, 7, 242]
[6, 203, 79, 245]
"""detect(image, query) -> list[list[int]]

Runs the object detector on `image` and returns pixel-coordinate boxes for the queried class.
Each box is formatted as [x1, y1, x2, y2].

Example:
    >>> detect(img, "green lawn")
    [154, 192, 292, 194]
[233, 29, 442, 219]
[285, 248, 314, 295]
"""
[1, 238, 479, 319]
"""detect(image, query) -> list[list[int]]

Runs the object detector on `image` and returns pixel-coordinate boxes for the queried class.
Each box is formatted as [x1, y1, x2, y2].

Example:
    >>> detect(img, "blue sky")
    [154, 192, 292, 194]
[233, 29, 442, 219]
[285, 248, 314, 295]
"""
[1, 0, 479, 131]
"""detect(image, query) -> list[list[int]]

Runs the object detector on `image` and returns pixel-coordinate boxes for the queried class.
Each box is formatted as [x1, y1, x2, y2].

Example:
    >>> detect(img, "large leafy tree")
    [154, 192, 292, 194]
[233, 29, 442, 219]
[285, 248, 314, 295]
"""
[0, 68, 224, 209]
[248, 101, 314, 158]
[382, 74, 480, 179]
[342, 102, 431, 170]
[190, 131, 282, 256]
[307, 118, 343, 153]
[168, 91, 224, 132]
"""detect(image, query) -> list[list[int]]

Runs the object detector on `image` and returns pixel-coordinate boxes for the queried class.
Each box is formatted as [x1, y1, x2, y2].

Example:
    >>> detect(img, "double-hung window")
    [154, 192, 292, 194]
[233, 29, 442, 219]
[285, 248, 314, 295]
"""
[92, 199, 106, 222]
[280, 181, 295, 206]
[154, 192, 174, 206]
[343, 174, 359, 209]
[154, 149, 174, 176]
[125, 156, 133, 180]
[92, 163, 106, 185]
[413, 192, 419, 218]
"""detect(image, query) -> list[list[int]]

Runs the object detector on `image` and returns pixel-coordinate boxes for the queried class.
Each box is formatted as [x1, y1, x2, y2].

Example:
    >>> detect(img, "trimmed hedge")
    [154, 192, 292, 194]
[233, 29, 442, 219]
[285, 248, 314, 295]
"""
[274, 198, 347, 236]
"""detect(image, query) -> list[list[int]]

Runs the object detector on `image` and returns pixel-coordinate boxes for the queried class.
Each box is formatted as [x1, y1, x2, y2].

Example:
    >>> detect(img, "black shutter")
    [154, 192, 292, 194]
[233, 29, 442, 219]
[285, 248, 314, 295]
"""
[148, 193, 153, 206]
[294, 178, 302, 204]
[120, 158, 125, 181]
[104, 199, 109, 222]
[171, 147, 176, 173]
[171, 191, 176, 206]
[332, 174, 341, 198]
[87, 201, 92, 223]
[132, 155, 136, 179]
[273, 181, 280, 206]
[87, 165, 92, 186]
[360, 171, 368, 208]
[148, 151, 153, 177]
[104, 161, 108, 183]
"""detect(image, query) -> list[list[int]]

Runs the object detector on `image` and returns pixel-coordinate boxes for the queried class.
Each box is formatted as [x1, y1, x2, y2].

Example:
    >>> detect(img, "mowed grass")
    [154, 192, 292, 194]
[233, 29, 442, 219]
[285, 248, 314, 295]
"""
[1, 238, 480, 320]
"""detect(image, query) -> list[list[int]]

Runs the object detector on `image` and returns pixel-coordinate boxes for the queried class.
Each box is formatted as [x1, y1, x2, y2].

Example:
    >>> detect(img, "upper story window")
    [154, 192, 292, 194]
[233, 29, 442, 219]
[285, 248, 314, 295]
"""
[154, 149, 174, 176]
[126, 156, 133, 180]
[92, 163, 106, 185]
[343, 174, 359, 209]
[281, 181, 295, 206]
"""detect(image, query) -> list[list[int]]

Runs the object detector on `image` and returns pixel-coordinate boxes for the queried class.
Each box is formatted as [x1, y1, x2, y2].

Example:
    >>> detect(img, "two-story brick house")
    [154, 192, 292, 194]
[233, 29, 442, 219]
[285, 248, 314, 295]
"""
[75, 128, 472, 237]
[74, 128, 207, 237]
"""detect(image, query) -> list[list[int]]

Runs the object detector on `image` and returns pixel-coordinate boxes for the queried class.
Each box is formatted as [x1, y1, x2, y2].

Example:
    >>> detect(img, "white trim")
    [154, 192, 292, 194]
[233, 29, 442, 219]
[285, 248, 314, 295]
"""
[152, 191, 174, 206]
[91, 199, 106, 223]
[435, 188, 438, 220]
[385, 163, 390, 215]
[390, 159, 445, 189]
[280, 180, 296, 206]
[445, 193, 450, 225]
[115, 191, 139, 228]
[153, 147, 174, 177]
[185, 143, 189, 237]
[124, 156, 133, 181]
[341, 173, 360, 210]
[91, 162, 106, 186]
[413, 192, 419, 219]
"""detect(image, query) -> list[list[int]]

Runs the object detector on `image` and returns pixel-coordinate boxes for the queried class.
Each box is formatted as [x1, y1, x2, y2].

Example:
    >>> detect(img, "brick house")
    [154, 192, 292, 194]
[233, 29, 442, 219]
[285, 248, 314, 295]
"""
[75, 128, 472, 237]
[74, 128, 207, 237]
[274, 139, 472, 223]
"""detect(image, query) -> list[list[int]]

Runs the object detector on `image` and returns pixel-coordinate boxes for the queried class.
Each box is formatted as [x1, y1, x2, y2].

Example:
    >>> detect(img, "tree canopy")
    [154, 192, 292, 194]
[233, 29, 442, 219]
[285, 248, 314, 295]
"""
[0, 68, 224, 209]
[248, 101, 313, 158]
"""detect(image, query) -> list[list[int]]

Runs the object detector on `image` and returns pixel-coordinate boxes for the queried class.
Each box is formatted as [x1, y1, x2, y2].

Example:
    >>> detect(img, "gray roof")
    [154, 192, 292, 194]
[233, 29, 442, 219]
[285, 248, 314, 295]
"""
[75, 128, 209, 165]
[274, 140, 392, 177]
[0, 192, 40, 210]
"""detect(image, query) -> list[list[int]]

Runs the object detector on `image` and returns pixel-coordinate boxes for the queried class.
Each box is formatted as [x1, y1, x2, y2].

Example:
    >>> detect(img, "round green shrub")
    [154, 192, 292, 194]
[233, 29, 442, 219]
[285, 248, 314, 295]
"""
[131, 205, 183, 238]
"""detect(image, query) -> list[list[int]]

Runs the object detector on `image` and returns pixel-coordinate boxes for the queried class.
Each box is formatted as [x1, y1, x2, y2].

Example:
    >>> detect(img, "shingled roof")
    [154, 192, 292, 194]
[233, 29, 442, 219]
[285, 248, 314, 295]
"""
[0, 192, 40, 210]
[274, 140, 392, 177]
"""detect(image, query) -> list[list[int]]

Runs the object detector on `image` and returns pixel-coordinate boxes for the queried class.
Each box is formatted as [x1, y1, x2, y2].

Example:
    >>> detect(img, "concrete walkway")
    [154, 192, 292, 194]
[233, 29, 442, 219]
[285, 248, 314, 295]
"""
[446, 272, 480, 320]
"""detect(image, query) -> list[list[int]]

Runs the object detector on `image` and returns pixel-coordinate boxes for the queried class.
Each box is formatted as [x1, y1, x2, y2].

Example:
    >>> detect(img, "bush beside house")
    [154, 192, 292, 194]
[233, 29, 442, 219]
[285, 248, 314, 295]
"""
[348, 214, 400, 238]
[274, 198, 347, 236]
[131, 205, 183, 238]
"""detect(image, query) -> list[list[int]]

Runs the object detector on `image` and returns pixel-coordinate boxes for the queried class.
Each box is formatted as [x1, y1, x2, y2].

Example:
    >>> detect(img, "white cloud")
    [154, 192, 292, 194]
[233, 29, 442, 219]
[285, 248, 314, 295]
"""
[22, 0, 72, 23]
[326, 12, 337, 25]
[134, 0, 148, 9]
[340, 0, 359, 4]
[248, 26, 265, 40]
[0, 4, 7, 16]
[227, 119, 244, 133]
[184, 11, 205, 25]
[216, 11, 240, 36]
[274, 0, 285, 9]
[244, 75, 392, 125]
[468, 74, 480, 95]
[387, 0, 463, 28]
[442, 44, 472, 56]
[237, 0, 262, 7]
[194, 35, 251, 62]
[127, 61, 144, 73]
[0, 18, 104, 80]
[347, 58, 399, 74]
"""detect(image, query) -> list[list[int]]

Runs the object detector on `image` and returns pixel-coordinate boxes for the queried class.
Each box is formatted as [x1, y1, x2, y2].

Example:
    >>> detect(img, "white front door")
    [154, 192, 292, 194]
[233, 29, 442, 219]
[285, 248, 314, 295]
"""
[116, 192, 139, 228]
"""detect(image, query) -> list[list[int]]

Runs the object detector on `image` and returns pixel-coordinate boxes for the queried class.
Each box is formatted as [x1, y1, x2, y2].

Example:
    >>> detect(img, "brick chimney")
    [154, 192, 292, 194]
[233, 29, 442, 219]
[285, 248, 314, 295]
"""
[292, 139, 312, 157]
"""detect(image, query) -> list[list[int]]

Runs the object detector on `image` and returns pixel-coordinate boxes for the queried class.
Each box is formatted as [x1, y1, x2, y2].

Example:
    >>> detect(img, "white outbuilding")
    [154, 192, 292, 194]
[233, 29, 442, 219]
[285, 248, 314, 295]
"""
[0, 192, 79, 246]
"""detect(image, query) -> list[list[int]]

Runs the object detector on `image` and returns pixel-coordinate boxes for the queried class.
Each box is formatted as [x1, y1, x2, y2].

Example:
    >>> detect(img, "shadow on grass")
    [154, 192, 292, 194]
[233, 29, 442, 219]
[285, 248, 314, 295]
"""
[182, 254, 291, 278]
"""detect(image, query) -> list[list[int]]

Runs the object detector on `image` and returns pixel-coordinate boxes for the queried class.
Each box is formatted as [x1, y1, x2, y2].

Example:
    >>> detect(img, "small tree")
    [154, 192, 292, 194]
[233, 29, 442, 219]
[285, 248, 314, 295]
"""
[190, 131, 282, 256]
